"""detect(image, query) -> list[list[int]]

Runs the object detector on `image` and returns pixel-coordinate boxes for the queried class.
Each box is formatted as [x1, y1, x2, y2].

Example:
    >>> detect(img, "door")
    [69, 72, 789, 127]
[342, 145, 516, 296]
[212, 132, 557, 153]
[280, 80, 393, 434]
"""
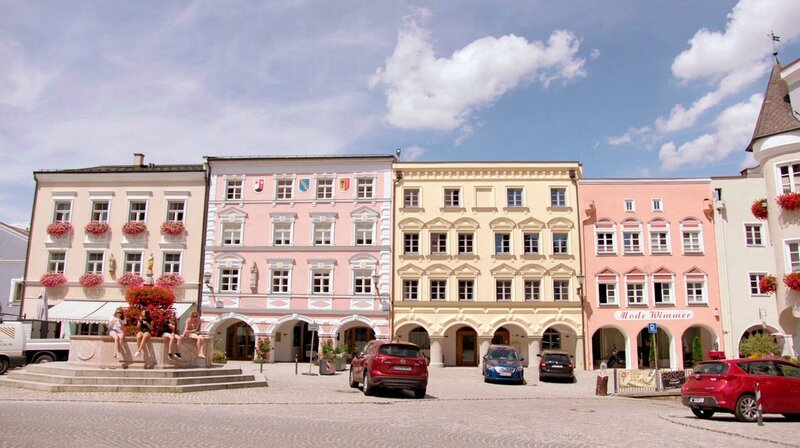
[740, 361, 782, 412]
[456, 327, 478, 366]
[344, 327, 375, 357]
[226, 321, 254, 360]
[492, 328, 510, 345]
[776, 362, 800, 413]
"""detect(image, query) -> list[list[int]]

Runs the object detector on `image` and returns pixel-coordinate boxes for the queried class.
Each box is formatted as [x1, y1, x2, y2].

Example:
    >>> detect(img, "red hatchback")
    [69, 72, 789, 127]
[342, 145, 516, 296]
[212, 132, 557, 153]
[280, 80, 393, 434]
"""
[681, 359, 800, 422]
[349, 340, 428, 399]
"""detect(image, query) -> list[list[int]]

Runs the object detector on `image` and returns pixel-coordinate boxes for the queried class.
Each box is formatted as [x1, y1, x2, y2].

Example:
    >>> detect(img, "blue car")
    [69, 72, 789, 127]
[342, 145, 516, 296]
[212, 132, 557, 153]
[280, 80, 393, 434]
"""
[482, 345, 524, 384]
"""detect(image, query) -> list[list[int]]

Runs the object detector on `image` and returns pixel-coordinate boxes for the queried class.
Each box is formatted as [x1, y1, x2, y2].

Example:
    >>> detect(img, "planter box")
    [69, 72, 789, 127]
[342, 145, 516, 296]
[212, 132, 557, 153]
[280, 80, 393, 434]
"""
[335, 356, 347, 371]
[319, 359, 336, 375]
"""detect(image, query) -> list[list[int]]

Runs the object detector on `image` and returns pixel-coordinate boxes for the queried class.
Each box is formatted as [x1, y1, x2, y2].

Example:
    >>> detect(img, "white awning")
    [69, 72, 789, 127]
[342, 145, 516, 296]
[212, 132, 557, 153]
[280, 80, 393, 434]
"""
[47, 300, 195, 324]
[82, 301, 127, 323]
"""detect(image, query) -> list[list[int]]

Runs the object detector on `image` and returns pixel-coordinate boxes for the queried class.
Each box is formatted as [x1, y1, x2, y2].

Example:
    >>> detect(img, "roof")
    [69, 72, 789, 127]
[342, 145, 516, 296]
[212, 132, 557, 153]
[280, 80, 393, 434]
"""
[0, 221, 28, 239]
[205, 154, 396, 162]
[747, 57, 800, 151]
[34, 164, 204, 175]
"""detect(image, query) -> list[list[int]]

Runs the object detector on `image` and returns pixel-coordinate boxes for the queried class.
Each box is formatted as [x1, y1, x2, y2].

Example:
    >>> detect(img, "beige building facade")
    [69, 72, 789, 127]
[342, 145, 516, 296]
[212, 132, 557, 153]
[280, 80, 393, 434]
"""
[392, 162, 584, 368]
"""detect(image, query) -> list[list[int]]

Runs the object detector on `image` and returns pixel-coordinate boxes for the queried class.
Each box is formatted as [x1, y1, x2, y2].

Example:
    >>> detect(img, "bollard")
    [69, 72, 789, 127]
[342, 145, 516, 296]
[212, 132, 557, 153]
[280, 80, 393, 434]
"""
[295, 354, 298, 375]
[755, 381, 763, 426]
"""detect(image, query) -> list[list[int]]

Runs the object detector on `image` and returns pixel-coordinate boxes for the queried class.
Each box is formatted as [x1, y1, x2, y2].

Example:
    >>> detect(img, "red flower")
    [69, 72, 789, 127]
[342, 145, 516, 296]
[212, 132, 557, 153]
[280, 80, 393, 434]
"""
[125, 286, 178, 336]
[117, 273, 144, 287]
[47, 221, 73, 237]
[758, 275, 777, 294]
[751, 199, 768, 220]
[156, 273, 184, 289]
[122, 221, 147, 236]
[783, 272, 800, 291]
[160, 221, 185, 236]
[84, 221, 110, 236]
[777, 192, 800, 211]
[40, 272, 67, 287]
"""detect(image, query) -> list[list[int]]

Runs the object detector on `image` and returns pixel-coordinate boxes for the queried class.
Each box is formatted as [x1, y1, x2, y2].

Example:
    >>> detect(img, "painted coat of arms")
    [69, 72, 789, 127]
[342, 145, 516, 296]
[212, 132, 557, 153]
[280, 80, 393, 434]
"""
[339, 178, 350, 191]
[253, 179, 264, 192]
[298, 178, 310, 193]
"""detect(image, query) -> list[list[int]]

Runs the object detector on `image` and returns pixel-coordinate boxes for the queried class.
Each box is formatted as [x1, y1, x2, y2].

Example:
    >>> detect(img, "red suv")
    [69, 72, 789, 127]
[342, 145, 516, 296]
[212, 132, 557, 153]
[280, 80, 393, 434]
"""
[349, 340, 428, 399]
[681, 359, 800, 422]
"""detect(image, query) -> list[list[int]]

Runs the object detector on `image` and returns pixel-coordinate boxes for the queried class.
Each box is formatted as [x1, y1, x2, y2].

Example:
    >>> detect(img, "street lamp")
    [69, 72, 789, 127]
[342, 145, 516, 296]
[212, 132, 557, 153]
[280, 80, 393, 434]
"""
[201, 272, 215, 318]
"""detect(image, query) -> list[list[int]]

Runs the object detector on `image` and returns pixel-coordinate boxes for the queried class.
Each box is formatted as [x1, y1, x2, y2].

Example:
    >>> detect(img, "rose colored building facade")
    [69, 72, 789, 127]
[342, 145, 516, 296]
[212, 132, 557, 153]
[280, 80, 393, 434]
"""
[580, 179, 724, 370]
[202, 155, 394, 362]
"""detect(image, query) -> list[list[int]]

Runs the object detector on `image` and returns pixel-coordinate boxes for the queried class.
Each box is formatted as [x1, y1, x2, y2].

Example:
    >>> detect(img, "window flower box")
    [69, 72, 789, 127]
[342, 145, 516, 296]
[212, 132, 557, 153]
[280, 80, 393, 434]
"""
[156, 273, 184, 289]
[79, 272, 104, 288]
[47, 221, 73, 237]
[122, 221, 147, 236]
[758, 275, 777, 294]
[160, 221, 185, 236]
[777, 192, 800, 211]
[84, 221, 110, 236]
[783, 272, 800, 292]
[117, 273, 144, 287]
[751, 199, 768, 220]
[40, 272, 67, 287]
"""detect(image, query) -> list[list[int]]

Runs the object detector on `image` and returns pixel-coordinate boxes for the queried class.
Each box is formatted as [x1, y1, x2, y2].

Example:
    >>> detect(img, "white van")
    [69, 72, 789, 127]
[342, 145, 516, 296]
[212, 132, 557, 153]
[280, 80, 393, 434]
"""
[0, 320, 70, 374]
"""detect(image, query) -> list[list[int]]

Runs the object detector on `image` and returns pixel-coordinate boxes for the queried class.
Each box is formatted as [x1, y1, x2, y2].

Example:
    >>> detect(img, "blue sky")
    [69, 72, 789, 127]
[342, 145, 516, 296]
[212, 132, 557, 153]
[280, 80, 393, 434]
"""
[2, 0, 800, 226]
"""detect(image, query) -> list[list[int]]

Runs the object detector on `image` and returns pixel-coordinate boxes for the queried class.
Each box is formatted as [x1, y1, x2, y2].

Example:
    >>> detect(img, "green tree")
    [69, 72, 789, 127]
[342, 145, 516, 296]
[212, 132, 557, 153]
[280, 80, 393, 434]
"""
[739, 332, 780, 357]
[648, 334, 656, 365]
[692, 335, 703, 365]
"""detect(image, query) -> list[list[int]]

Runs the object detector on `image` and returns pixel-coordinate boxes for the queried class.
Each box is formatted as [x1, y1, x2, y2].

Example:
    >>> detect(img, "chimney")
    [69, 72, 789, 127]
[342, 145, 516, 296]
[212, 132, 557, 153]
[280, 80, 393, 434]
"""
[133, 153, 145, 167]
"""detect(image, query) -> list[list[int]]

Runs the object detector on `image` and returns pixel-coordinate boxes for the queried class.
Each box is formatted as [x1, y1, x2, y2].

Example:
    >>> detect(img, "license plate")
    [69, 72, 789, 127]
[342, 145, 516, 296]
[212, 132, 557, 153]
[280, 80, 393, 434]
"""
[689, 397, 704, 404]
[500, 372, 512, 377]
[551, 364, 563, 369]
[393, 366, 412, 371]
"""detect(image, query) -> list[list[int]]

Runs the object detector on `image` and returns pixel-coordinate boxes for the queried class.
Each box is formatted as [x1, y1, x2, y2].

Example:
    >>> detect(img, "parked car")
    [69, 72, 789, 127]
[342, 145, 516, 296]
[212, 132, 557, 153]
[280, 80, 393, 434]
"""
[681, 359, 800, 422]
[482, 344, 524, 384]
[538, 350, 575, 382]
[349, 340, 428, 398]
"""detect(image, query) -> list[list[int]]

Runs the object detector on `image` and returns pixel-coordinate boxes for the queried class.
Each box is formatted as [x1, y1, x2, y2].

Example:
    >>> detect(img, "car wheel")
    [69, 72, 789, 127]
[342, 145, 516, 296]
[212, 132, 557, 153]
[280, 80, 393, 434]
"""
[734, 394, 758, 422]
[783, 414, 800, 421]
[349, 367, 359, 388]
[483, 376, 489, 383]
[363, 371, 375, 396]
[34, 353, 55, 364]
[691, 408, 715, 419]
[413, 387, 426, 399]
[0, 358, 9, 375]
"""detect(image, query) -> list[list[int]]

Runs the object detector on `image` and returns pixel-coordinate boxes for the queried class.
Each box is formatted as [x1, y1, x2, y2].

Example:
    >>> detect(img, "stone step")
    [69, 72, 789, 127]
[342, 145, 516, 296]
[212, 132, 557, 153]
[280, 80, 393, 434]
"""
[0, 377, 268, 393]
[8, 370, 256, 386]
[22, 363, 245, 378]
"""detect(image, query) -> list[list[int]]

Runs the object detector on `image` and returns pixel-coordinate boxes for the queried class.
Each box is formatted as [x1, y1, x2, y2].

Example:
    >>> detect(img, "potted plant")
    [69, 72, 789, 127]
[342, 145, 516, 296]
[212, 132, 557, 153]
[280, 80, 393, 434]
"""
[160, 221, 185, 236]
[783, 272, 800, 291]
[79, 272, 104, 288]
[759, 275, 777, 294]
[334, 344, 348, 371]
[122, 221, 147, 236]
[117, 273, 145, 287]
[84, 221, 110, 236]
[156, 273, 184, 289]
[47, 221, 73, 237]
[40, 272, 67, 287]
[777, 192, 800, 211]
[319, 339, 337, 375]
[751, 199, 768, 219]
[255, 338, 272, 373]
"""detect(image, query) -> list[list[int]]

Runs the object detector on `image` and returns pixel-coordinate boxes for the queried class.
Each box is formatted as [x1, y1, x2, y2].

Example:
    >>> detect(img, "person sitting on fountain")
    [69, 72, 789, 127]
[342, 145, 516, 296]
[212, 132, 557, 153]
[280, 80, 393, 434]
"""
[134, 310, 153, 358]
[182, 311, 205, 359]
[161, 314, 182, 361]
[107, 307, 127, 359]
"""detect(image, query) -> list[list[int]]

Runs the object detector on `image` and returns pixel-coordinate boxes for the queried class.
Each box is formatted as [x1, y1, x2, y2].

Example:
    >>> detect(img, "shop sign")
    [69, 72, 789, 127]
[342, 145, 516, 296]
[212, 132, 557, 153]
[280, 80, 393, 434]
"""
[661, 370, 686, 390]
[613, 310, 694, 321]
[618, 369, 656, 388]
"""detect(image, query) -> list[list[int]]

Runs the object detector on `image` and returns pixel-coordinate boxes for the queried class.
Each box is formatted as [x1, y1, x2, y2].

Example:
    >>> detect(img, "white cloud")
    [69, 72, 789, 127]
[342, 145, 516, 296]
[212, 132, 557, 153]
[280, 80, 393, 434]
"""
[0, 42, 50, 107]
[590, 49, 600, 59]
[370, 14, 586, 131]
[659, 94, 762, 171]
[403, 145, 426, 161]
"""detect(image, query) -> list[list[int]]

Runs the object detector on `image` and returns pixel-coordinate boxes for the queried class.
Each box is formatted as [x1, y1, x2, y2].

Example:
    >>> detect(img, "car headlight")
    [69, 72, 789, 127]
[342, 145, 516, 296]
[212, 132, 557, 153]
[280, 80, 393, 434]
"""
[485, 365, 495, 371]
[516, 366, 524, 372]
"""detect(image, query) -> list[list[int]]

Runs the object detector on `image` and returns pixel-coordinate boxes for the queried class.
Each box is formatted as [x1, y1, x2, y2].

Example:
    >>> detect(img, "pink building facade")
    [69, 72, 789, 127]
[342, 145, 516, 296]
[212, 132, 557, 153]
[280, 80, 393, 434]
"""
[580, 180, 724, 370]
[203, 156, 394, 362]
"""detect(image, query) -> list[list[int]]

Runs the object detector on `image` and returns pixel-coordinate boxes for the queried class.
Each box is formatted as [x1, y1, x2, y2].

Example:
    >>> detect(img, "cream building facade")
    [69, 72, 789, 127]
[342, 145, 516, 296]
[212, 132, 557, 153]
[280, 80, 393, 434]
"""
[392, 162, 584, 368]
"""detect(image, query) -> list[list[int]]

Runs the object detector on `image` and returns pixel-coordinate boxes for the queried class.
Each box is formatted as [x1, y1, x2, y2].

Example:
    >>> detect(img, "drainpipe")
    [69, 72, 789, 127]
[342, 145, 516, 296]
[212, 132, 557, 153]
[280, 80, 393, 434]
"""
[570, 167, 589, 371]
[19, 173, 40, 320]
[197, 161, 211, 320]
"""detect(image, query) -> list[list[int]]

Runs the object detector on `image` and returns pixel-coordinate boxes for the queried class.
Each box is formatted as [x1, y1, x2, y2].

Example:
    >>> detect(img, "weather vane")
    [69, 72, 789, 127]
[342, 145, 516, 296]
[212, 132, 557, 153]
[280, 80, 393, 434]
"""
[769, 31, 780, 55]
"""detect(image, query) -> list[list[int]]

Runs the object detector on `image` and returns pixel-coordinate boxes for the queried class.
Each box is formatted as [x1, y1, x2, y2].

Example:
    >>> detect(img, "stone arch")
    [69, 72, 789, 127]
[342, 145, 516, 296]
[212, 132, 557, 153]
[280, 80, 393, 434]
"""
[264, 313, 314, 335]
[439, 316, 484, 335]
[533, 316, 580, 336]
[330, 314, 382, 337]
[452, 217, 480, 230]
[205, 312, 261, 335]
[398, 217, 425, 230]
[546, 217, 574, 229]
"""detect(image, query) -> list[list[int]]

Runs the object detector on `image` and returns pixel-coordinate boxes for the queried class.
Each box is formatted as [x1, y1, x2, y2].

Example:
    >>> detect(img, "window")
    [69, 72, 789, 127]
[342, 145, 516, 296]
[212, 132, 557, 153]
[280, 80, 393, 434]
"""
[220, 268, 240, 292]
[273, 223, 292, 246]
[444, 188, 461, 207]
[86, 252, 104, 273]
[596, 231, 615, 254]
[430, 280, 447, 300]
[458, 233, 474, 255]
[713, 188, 722, 201]
[124, 252, 142, 274]
[91, 201, 109, 222]
[431, 233, 448, 254]
[553, 233, 568, 254]
[627, 282, 645, 305]
[222, 223, 242, 245]
[550, 188, 566, 207]
[507, 188, 523, 207]
[225, 179, 243, 200]
[686, 281, 706, 304]
[623, 231, 642, 254]
[53, 201, 72, 222]
[403, 280, 419, 301]
[789, 242, 800, 272]
[653, 280, 673, 304]
[524, 280, 541, 301]
[650, 231, 670, 254]
[495, 233, 510, 254]
[314, 222, 333, 246]
[272, 270, 290, 293]
[353, 270, 372, 295]
[166, 201, 185, 222]
[597, 282, 616, 305]
[48, 252, 66, 273]
[624, 199, 635, 212]
[553, 280, 569, 301]
[128, 201, 147, 221]
[316, 179, 333, 200]
[312, 270, 331, 294]
[652, 198, 663, 212]
[458, 280, 474, 301]
[523, 233, 540, 254]
[403, 188, 420, 208]
[355, 222, 374, 246]
[745, 224, 763, 246]
[162, 253, 181, 274]
[357, 178, 375, 199]
[496, 280, 512, 301]
[749, 273, 767, 296]
[276, 179, 293, 200]
[779, 163, 800, 193]
[542, 328, 561, 350]
[404, 233, 419, 254]
[682, 231, 702, 253]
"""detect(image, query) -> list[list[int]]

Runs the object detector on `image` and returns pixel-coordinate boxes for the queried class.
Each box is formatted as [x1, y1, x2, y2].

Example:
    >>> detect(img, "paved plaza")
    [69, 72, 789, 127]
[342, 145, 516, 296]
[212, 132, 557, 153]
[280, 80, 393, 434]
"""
[0, 362, 797, 447]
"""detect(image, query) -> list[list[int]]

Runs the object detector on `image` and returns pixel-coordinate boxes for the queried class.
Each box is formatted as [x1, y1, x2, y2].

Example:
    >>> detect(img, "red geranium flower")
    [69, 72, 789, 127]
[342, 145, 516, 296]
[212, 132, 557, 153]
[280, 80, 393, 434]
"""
[758, 275, 776, 294]
[122, 221, 147, 236]
[40, 272, 67, 287]
[751, 199, 768, 220]
[47, 221, 73, 237]
[84, 221, 110, 236]
[160, 221, 185, 236]
[783, 272, 800, 291]
[117, 273, 145, 287]
[777, 192, 800, 211]
[79, 272, 104, 288]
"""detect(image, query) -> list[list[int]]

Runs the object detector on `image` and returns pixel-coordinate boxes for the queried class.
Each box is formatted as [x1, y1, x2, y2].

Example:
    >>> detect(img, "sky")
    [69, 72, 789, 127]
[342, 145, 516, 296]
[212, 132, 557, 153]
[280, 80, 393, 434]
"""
[2, 0, 800, 226]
